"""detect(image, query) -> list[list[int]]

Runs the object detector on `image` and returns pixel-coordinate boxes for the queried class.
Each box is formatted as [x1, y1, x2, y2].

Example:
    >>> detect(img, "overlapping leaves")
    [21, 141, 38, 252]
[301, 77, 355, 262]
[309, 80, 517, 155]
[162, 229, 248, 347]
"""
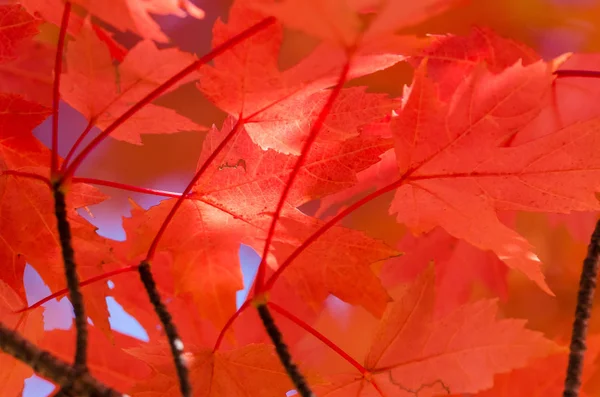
[1, 1, 600, 397]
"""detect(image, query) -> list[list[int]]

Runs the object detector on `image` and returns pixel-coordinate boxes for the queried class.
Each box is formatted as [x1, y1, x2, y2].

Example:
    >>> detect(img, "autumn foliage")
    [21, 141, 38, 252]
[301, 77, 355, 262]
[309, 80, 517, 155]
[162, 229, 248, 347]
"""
[2, 0, 600, 396]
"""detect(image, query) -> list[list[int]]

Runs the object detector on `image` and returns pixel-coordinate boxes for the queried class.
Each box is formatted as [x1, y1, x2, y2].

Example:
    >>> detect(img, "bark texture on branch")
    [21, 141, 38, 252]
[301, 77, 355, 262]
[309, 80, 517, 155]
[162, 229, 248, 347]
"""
[0, 322, 122, 397]
[53, 185, 88, 372]
[257, 303, 314, 397]
[564, 218, 600, 397]
[138, 260, 191, 396]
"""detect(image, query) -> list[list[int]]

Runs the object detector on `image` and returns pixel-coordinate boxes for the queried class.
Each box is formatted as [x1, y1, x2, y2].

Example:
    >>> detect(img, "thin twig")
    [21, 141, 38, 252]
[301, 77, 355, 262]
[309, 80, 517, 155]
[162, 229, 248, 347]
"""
[138, 260, 190, 396]
[53, 184, 88, 374]
[554, 70, 600, 79]
[564, 218, 600, 397]
[255, 303, 314, 397]
[0, 322, 121, 396]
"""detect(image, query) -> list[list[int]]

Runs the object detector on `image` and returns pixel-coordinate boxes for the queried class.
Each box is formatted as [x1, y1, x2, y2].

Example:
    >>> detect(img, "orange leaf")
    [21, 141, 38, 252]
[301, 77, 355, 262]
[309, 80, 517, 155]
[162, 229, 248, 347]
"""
[297, 266, 560, 396]
[61, 19, 203, 144]
[128, 343, 298, 396]
[123, 198, 248, 329]
[0, 280, 44, 396]
[40, 326, 152, 391]
[410, 27, 541, 100]
[381, 227, 508, 316]
[194, 116, 394, 213]
[198, 0, 405, 154]
[0, 4, 40, 63]
[389, 59, 563, 292]
[472, 336, 600, 396]
[70, 0, 204, 43]
[252, 0, 462, 48]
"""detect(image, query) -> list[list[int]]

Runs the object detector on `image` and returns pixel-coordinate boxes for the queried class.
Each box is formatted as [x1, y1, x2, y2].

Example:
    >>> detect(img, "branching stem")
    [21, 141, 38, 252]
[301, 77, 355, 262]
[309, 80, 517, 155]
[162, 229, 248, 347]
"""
[0, 322, 121, 396]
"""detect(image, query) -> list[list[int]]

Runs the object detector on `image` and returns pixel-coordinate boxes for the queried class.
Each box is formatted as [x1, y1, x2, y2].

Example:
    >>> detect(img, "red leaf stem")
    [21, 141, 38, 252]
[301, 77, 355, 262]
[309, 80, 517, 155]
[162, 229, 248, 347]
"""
[1, 170, 52, 188]
[254, 59, 352, 293]
[212, 299, 251, 352]
[72, 177, 186, 199]
[263, 175, 407, 292]
[268, 301, 366, 374]
[14, 265, 139, 313]
[63, 119, 95, 167]
[145, 119, 243, 261]
[51, 2, 71, 177]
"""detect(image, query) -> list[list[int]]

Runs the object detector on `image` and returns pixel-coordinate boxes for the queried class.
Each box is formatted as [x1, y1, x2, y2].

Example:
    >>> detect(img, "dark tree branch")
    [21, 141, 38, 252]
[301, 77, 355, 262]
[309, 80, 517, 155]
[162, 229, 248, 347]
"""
[53, 184, 88, 374]
[0, 322, 121, 396]
[554, 69, 600, 79]
[256, 303, 314, 397]
[564, 218, 600, 397]
[138, 260, 190, 396]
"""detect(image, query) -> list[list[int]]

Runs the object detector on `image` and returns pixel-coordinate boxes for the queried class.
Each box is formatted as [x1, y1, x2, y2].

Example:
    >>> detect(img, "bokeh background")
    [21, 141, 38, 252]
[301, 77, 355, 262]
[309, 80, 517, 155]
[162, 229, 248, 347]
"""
[20, 0, 600, 395]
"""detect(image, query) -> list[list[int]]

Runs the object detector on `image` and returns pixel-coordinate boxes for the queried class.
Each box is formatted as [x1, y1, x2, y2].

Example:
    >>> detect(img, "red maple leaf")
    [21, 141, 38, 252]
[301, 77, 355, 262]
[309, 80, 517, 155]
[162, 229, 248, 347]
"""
[0, 4, 40, 63]
[197, 0, 405, 154]
[295, 266, 560, 396]
[0, 4, 52, 106]
[127, 342, 300, 397]
[193, 116, 395, 213]
[408, 26, 541, 100]
[381, 227, 508, 316]
[318, 30, 600, 296]
[471, 337, 600, 396]
[385, 60, 556, 291]
[251, 0, 462, 49]
[61, 19, 203, 145]
[116, 107, 398, 327]
[2, 2, 600, 397]
[21, 0, 203, 43]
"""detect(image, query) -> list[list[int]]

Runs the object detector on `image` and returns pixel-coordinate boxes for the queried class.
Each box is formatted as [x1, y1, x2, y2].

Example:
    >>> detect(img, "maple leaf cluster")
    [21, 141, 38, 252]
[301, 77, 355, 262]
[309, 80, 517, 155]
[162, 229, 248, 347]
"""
[1, 0, 600, 396]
